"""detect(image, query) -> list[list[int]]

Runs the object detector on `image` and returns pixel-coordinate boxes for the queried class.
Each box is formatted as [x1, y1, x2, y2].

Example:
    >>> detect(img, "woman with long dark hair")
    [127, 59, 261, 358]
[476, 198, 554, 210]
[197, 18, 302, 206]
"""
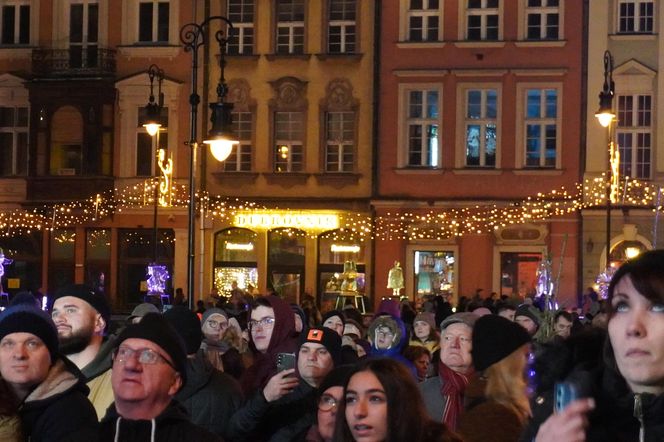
[333, 358, 461, 442]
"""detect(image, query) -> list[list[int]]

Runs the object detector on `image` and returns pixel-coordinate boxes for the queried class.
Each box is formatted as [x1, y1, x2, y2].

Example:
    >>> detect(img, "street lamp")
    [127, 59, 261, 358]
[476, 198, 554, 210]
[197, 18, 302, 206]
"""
[181, 16, 238, 309]
[143, 64, 164, 137]
[594, 50, 617, 267]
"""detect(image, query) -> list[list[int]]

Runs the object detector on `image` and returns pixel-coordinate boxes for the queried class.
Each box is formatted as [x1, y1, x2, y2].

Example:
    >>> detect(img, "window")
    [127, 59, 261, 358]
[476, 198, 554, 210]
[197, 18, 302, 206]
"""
[617, 94, 651, 179]
[525, 0, 559, 40]
[138, 1, 169, 43]
[227, 0, 254, 55]
[466, 0, 499, 41]
[224, 111, 252, 171]
[328, 0, 356, 53]
[464, 89, 497, 167]
[136, 106, 168, 177]
[407, 0, 440, 41]
[213, 228, 258, 295]
[325, 111, 355, 172]
[276, 0, 305, 54]
[274, 112, 304, 172]
[406, 90, 439, 167]
[0, 3, 29, 45]
[524, 89, 557, 167]
[69, 3, 98, 69]
[0, 106, 28, 176]
[618, 0, 654, 33]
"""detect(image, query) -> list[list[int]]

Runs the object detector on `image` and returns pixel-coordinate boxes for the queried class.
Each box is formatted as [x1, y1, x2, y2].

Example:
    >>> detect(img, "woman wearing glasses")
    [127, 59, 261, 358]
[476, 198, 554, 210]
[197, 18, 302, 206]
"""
[305, 365, 354, 442]
[333, 358, 461, 442]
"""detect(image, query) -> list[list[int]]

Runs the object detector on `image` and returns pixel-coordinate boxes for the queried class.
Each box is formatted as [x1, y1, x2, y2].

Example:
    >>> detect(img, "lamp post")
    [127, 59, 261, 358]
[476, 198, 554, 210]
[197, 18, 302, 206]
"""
[594, 50, 616, 268]
[181, 16, 238, 309]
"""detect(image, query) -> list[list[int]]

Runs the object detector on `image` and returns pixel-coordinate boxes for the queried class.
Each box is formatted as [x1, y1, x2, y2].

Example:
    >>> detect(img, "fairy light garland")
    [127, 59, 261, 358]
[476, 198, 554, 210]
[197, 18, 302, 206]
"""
[0, 174, 661, 241]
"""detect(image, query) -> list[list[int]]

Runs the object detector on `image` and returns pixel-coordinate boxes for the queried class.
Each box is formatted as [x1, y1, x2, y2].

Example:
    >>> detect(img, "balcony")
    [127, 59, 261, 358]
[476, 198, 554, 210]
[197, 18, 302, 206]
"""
[32, 47, 116, 78]
[27, 175, 115, 202]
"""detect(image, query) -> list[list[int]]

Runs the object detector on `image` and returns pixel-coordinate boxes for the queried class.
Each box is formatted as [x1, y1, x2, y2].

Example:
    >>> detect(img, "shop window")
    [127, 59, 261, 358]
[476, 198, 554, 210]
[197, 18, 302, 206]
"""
[85, 228, 110, 295]
[117, 228, 174, 310]
[268, 228, 305, 304]
[48, 228, 76, 294]
[0, 231, 42, 297]
[500, 252, 541, 298]
[413, 250, 455, 300]
[213, 228, 258, 296]
[318, 229, 366, 308]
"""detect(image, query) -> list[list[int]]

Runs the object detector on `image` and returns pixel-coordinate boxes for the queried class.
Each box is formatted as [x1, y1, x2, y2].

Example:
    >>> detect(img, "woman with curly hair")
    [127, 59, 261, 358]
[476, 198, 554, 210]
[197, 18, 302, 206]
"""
[333, 358, 461, 442]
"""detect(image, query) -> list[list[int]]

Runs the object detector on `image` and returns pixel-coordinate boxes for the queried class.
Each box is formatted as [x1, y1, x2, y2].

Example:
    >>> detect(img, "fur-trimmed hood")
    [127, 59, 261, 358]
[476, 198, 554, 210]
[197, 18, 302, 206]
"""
[21, 357, 89, 410]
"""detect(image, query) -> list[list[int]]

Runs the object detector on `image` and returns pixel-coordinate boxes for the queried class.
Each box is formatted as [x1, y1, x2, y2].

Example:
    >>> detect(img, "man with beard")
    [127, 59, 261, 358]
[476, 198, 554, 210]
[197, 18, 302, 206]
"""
[52, 284, 114, 419]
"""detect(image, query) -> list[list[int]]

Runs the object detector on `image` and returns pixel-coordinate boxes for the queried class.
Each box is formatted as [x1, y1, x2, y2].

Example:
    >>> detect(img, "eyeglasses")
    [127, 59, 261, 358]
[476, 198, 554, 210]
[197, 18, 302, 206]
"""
[318, 394, 338, 412]
[206, 319, 229, 329]
[112, 346, 175, 369]
[376, 330, 394, 339]
[248, 317, 275, 330]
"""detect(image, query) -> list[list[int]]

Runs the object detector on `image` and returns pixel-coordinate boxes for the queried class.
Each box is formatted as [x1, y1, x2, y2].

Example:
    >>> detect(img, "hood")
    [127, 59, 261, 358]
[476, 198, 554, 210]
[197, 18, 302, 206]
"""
[174, 351, 214, 401]
[21, 357, 89, 410]
[367, 315, 408, 357]
[82, 335, 116, 381]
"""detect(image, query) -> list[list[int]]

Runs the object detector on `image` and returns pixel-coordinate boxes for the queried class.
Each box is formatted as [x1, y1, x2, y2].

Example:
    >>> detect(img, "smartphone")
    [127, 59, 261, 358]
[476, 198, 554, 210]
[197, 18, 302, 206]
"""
[276, 352, 296, 373]
[554, 381, 579, 413]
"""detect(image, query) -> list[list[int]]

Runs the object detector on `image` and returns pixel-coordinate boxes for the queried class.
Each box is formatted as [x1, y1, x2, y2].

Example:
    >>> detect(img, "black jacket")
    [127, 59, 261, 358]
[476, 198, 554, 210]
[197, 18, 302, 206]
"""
[19, 357, 99, 442]
[100, 401, 221, 442]
[175, 351, 244, 439]
[228, 379, 318, 442]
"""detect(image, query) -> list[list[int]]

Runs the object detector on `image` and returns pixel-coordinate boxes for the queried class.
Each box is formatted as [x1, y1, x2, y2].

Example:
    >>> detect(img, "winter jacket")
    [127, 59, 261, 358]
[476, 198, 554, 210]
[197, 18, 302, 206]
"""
[457, 375, 525, 442]
[175, 350, 244, 439]
[0, 414, 22, 442]
[100, 401, 221, 442]
[228, 379, 318, 442]
[419, 375, 447, 421]
[82, 336, 116, 419]
[19, 357, 99, 442]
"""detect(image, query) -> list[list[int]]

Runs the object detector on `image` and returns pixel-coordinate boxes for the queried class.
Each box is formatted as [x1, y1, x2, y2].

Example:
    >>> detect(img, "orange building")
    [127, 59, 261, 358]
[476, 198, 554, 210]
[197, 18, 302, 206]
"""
[373, 1, 585, 308]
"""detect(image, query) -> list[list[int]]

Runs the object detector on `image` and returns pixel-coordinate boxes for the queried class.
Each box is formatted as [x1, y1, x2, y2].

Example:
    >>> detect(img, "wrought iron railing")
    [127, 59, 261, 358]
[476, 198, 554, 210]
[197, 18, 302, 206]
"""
[32, 47, 116, 76]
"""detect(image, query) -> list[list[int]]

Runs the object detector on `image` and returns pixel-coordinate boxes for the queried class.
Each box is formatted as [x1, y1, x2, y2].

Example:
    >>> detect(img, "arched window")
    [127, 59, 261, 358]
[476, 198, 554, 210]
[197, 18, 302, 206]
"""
[267, 228, 306, 303]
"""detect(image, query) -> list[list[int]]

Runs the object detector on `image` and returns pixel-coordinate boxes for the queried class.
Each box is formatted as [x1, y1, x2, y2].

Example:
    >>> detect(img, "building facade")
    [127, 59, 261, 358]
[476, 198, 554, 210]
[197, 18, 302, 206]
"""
[374, 1, 585, 308]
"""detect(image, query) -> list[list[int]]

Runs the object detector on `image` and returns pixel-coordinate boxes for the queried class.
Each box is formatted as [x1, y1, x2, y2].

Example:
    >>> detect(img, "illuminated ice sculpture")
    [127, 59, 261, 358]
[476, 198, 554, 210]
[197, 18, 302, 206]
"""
[147, 264, 170, 300]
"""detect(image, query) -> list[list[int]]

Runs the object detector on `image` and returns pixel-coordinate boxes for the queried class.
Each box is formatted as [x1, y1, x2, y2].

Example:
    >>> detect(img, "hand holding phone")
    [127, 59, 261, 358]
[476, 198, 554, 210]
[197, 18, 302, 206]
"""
[277, 352, 296, 373]
[554, 381, 579, 413]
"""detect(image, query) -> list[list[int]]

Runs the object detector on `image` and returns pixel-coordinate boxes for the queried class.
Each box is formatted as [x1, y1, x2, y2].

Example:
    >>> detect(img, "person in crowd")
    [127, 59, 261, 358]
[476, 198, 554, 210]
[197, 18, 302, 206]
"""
[433, 293, 454, 327]
[8, 291, 41, 309]
[100, 313, 219, 441]
[322, 310, 345, 336]
[340, 317, 366, 362]
[366, 314, 414, 373]
[195, 299, 207, 317]
[0, 304, 99, 441]
[553, 310, 574, 340]
[400, 300, 417, 328]
[51, 284, 115, 418]
[292, 303, 309, 337]
[0, 378, 22, 441]
[127, 302, 160, 324]
[496, 301, 517, 321]
[304, 365, 354, 442]
[163, 306, 244, 439]
[409, 311, 440, 353]
[333, 357, 462, 442]
[404, 345, 433, 382]
[240, 295, 299, 396]
[200, 307, 231, 371]
[527, 249, 664, 441]
[457, 314, 532, 442]
[514, 304, 541, 337]
[419, 312, 478, 430]
[301, 294, 323, 329]
[229, 326, 342, 441]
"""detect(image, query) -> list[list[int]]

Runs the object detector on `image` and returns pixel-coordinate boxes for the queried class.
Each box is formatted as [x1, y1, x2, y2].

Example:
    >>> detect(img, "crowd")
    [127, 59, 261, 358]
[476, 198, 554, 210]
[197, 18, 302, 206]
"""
[1, 249, 664, 441]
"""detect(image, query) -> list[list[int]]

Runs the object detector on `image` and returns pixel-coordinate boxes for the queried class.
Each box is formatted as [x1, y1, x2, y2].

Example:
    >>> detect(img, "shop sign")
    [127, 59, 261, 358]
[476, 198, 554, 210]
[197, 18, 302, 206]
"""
[234, 211, 340, 230]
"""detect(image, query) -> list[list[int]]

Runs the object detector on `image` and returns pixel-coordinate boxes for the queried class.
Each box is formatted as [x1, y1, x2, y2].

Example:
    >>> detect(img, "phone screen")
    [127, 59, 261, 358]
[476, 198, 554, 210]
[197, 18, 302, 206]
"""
[277, 352, 296, 373]
[554, 382, 579, 413]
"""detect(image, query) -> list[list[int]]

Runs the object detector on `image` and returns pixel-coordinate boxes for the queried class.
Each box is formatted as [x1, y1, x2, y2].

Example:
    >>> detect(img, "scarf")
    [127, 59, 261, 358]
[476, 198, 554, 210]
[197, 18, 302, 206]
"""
[439, 360, 473, 430]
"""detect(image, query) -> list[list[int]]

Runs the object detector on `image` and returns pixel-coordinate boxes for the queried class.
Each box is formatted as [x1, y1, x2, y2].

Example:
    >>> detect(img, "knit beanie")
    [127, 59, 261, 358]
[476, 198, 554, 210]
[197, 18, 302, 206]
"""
[201, 307, 229, 325]
[300, 327, 343, 366]
[53, 284, 111, 332]
[515, 304, 542, 327]
[318, 364, 355, 394]
[163, 306, 203, 355]
[322, 310, 345, 327]
[471, 314, 531, 371]
[414, 312, 436, 330]
[440, 312, 479, 331]
[128, 303, 160, 322]
[114, 313, 188, 384]
[0, 304, 59, 362]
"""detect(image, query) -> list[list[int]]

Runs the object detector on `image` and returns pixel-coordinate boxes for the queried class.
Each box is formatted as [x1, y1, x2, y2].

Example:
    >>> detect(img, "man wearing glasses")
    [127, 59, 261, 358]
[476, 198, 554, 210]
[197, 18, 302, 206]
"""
[99, 313, 220, 441]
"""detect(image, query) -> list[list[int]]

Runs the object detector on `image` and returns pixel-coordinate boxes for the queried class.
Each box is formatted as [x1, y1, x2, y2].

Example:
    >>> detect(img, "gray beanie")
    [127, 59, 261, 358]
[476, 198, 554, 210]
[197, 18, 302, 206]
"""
[440, 312, 479, 331]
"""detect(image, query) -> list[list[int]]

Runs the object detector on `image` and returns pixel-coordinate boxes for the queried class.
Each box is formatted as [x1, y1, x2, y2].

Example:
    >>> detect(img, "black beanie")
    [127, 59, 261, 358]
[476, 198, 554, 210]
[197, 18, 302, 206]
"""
[322, 310, 345, 327]
[53, 284, 112, 332]
[318, 364, 355, 394]
[299, 327, 342, 366]
[0, 304, 59, 362]
[471, 314, 531, 372]
[115, 313, 188, 384]
[163, 306, 203, 355]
